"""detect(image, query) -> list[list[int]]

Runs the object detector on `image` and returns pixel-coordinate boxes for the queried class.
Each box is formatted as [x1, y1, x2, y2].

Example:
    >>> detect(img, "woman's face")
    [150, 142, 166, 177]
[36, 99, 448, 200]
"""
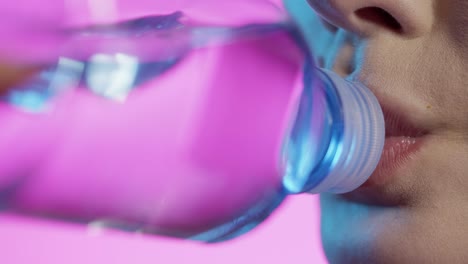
[307, 0, 468, 263]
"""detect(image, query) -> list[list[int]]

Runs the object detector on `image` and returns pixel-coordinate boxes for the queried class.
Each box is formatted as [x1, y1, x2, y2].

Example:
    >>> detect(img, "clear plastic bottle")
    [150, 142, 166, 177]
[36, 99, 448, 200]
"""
[0, 0, 384, 242]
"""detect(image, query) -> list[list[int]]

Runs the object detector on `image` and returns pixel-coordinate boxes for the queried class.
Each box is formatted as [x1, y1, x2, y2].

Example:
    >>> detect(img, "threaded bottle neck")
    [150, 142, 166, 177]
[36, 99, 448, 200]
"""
[282, 67, 384, 194]
[309, 69, 385, 193]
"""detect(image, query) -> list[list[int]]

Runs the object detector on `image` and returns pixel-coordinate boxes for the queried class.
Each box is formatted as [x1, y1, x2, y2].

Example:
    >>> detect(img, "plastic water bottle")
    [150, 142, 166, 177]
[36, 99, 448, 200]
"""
[0, 0, 384, 242]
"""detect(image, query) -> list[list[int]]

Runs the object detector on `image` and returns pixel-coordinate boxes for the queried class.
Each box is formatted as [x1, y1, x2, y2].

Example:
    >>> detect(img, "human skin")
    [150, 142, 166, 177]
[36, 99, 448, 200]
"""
[306, 0, 468, 263]
[0, 64, 39, 93]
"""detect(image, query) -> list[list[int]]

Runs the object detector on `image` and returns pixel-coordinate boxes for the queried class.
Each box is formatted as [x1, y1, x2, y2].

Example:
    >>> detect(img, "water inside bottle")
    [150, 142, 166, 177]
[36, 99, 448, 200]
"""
[0, 11, 332, 241]
[2, 11, 332, 195]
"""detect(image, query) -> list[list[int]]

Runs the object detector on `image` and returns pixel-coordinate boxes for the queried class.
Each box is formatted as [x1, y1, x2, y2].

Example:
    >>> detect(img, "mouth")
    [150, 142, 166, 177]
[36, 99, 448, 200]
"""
[366, 104, 427, 185]
[342, 99, 429, 206]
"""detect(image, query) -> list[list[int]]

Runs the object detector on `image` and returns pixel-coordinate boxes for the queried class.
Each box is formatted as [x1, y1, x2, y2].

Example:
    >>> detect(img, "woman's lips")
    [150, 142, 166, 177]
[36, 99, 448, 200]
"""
[343, 104, 428, 206]
[361, 135, 425, 188]
[362, 106, 427, 187]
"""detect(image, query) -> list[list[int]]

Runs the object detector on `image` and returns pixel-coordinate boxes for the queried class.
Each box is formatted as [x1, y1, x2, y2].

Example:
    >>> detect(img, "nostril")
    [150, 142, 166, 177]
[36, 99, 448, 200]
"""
[355, 7, 403, 33]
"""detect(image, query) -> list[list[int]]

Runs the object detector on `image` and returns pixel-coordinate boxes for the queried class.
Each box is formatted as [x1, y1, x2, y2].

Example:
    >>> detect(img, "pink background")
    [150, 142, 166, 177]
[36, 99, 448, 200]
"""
[0, 195, 326, 264]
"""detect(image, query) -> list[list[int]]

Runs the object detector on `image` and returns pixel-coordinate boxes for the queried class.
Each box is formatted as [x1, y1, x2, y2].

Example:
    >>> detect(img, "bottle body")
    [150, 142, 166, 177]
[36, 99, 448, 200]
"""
[0, 1, 384, 242]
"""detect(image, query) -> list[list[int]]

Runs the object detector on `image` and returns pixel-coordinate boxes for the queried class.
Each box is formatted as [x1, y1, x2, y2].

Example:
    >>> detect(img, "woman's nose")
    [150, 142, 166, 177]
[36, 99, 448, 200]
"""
[306, 0, 433, 38]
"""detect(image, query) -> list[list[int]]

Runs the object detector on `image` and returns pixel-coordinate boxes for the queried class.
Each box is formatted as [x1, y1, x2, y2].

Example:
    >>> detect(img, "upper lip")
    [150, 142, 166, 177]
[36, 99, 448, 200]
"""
[348, 73, 430, 139]
[381, 105, 427, 138]
[333, 31, 429, 140]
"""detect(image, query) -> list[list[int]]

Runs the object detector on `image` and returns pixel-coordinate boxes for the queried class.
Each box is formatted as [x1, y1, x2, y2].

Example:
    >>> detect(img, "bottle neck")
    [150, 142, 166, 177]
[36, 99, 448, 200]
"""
[310, 69, 385, 193]
[282, 67, 384, 194]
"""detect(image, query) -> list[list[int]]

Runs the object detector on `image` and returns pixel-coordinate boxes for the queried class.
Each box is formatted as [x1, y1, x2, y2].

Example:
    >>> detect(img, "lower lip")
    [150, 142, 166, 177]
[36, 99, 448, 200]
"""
[361, 136, 425, 188]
